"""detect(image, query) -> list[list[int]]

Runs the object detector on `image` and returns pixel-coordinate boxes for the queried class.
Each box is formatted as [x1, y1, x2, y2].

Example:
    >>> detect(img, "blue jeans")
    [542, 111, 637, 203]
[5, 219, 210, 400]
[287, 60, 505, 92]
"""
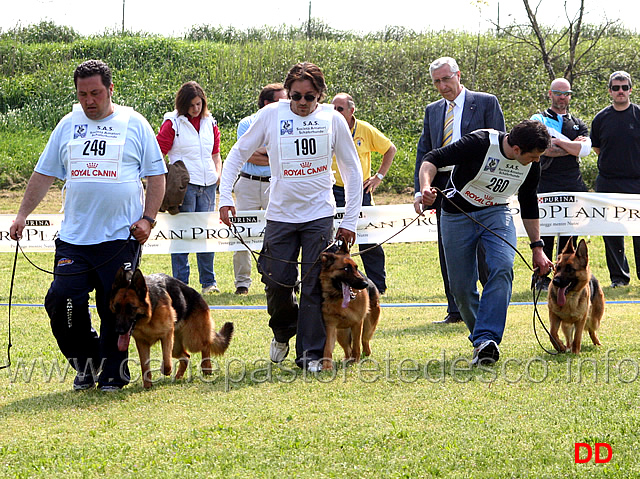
[171, 183, 217, 287]
[441, 206, 516, 347]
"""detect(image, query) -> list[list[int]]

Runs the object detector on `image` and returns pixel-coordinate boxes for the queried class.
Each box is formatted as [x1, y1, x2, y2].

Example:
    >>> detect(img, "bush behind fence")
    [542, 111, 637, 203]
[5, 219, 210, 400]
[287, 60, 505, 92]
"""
[2, 24, 639, 190]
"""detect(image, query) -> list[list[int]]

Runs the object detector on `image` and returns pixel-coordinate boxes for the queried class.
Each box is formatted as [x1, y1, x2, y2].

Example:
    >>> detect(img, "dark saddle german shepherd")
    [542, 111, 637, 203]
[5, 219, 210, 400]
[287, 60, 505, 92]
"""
[548, 239, 604, 354]
[319, 241, 381, 370]
[110, 267, 233, 388]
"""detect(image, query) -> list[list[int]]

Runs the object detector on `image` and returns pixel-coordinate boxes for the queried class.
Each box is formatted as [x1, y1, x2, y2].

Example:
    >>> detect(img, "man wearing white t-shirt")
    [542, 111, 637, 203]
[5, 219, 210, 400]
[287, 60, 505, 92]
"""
[10, 60, 166, 391]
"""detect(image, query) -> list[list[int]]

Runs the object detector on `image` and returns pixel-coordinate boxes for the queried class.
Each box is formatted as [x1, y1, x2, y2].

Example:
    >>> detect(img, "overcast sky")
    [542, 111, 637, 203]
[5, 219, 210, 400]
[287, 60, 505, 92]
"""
[1, 0, 636, 37]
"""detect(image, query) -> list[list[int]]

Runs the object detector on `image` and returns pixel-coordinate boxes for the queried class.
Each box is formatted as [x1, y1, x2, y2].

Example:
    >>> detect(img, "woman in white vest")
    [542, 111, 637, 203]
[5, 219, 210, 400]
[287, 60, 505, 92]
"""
[218, 62, 363, 372]
[157, 82, 222, 294]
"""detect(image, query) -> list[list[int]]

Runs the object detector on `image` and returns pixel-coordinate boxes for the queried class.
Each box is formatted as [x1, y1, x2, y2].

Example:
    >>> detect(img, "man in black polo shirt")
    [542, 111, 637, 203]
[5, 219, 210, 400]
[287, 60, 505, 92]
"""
[591, 71, 640, 288]
[418, 120, 553, 365]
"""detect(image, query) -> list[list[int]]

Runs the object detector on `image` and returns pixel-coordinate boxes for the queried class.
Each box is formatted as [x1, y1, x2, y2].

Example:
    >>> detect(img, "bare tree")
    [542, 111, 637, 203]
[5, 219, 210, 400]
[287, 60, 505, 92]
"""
[497, 0, 618, 83]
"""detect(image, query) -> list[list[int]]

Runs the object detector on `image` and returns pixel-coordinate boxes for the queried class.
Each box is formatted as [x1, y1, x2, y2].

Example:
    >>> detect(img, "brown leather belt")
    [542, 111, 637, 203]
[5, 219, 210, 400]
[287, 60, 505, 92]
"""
[239, 172, 271, 182]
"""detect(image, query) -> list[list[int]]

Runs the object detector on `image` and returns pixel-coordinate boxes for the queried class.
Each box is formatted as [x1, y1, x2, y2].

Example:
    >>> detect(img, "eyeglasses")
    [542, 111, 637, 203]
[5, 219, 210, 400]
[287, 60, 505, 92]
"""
[610, 84, 630, 92]
[551, 90, 573, 96]
[290, 92, 317, 102]
[334, 105, 344, 112]
[432, 73, 457, 85]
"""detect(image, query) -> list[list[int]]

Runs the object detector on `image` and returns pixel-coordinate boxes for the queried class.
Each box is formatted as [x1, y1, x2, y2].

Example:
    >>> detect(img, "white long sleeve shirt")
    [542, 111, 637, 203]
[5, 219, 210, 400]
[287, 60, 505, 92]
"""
[220, 100, 363, 231]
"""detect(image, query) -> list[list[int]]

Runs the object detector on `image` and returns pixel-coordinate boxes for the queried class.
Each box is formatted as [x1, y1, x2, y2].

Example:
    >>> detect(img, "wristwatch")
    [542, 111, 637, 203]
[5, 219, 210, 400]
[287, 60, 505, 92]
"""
[376, 172, 385, 181]
[142, 215, 157, 229]
[529, 239, 545, 250]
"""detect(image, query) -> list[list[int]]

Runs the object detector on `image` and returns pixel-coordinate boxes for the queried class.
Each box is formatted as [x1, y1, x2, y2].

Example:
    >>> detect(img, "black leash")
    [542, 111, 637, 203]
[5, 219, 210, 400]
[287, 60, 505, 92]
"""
[0, 242, 18, 371]
[228, 219, 338, 288]
[227, 209, 428, 288]
[1, 233, 141, 370]
[431, 187, 558, 355]
[530, 272, 561, 355]
[16, 233, 138, 276]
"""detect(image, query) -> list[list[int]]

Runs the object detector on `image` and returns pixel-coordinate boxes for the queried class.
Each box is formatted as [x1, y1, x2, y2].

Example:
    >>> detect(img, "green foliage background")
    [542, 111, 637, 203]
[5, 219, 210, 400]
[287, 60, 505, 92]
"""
[2, 21, 640, 190]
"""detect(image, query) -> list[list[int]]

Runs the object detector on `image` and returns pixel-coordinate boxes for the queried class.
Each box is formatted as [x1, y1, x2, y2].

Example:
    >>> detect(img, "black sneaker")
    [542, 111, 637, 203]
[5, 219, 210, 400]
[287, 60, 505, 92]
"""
[471, 340, 500, 366]
[610, 280, 629, 288]
[73, 372, 96, 390]
[235, 286, 249, 295]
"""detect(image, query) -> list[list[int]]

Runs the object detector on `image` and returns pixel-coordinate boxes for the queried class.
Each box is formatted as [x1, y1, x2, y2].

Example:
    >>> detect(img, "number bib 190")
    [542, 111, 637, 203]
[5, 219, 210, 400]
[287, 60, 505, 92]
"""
[458, 130, 531, 207]
[67, 104, 131, 183]
[277, 102, 331, 181]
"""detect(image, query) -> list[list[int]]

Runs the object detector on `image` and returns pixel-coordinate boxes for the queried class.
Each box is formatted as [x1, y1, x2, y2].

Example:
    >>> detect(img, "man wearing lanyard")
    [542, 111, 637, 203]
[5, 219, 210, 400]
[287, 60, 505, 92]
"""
[418, 120, 553, 365]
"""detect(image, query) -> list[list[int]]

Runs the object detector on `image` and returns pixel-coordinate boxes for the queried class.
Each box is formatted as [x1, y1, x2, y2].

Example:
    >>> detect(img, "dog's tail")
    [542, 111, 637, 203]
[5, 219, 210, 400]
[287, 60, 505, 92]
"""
[211, 322, 234, 355]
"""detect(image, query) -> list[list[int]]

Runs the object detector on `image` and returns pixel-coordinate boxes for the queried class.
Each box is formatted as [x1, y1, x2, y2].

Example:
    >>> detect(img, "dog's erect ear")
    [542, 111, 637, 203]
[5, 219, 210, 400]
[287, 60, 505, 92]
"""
[131, 269, 148, 298]
[112, 266, 130, 290]
[321, 252, 335, 268]
[336, 236, 350, 254]
[576, 239, 588, 261]
[561, 238, 576, 255]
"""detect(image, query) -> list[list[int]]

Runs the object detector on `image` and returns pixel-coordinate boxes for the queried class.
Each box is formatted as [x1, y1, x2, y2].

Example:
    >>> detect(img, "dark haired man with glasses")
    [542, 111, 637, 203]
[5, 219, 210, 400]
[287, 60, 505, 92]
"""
[531, 78, 591, 290]
[591, 70, 640, 288]
[413, 56, 505, 324]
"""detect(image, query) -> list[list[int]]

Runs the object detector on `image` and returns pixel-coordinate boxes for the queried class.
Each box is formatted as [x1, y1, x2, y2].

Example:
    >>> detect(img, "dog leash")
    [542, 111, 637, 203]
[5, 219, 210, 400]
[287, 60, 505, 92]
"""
[228, 219, 339, 289]
[227, 209, 428, 288]
[0, 242, 18, 371]
[1, 232, 141, 370]
[432, 187, 561, 355]
[530, 271, 561, 355]
[15, 232, 138, 276]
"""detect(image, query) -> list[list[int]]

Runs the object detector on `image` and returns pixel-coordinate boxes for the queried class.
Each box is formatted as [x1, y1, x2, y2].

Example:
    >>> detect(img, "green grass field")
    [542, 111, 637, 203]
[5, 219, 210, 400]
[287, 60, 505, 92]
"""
[0, 189, 639, 477]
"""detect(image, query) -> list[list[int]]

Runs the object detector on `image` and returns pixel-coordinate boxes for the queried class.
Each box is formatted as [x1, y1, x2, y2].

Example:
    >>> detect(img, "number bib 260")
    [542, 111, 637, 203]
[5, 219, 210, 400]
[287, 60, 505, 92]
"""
[458, 130, 531, 207]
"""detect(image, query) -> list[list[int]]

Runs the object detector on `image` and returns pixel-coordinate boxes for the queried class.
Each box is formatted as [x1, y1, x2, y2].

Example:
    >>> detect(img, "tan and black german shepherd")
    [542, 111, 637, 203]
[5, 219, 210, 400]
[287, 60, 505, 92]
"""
[319, 241, 381, 370]
[110, 267, 233, 388]
[548, 239, 604, 354]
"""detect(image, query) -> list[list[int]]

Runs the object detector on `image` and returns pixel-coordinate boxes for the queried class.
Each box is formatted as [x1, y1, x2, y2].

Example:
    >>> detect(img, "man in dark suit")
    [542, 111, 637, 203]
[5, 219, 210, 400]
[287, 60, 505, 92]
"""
[413, 57, 505, 324]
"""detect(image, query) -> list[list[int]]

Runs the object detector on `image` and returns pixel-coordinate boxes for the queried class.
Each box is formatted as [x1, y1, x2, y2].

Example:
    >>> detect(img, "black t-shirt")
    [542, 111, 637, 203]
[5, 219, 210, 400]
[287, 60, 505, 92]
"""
[591, 103, 640, 192]
[423, 130, 541, 219]
[536, 109, 588, 193]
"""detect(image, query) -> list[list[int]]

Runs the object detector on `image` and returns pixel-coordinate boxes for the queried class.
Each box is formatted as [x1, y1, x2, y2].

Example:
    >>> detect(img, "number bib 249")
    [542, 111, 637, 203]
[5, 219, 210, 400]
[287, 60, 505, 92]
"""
[67, 104, 131, 183]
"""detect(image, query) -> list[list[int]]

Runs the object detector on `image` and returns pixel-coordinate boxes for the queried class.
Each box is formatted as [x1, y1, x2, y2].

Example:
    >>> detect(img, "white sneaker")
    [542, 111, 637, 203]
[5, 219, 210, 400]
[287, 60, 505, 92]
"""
[270, 338, 290, 363]
[307, 359, 323, 373]
[202, 284, 220, 294]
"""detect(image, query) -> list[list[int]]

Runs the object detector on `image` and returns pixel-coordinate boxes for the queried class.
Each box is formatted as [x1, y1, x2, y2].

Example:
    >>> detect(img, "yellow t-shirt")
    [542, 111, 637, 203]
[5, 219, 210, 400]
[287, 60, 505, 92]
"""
[332, 117, 392, 187]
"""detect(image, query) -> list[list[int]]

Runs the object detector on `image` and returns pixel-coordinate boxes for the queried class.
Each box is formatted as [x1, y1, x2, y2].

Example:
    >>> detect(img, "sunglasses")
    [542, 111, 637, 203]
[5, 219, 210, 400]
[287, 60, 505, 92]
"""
[334, 105, 344, 112]
[610, 84, 630, 91]
[551, 90, 573, 96]
[290, 92, 317, 102]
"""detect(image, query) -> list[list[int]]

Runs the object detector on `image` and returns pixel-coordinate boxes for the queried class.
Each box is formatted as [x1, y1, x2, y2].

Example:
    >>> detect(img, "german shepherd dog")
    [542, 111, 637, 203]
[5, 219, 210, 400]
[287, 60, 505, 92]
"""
[110, 267, 234, 388]
[548, 239, 604, 354]
[319, 241, 381, 370]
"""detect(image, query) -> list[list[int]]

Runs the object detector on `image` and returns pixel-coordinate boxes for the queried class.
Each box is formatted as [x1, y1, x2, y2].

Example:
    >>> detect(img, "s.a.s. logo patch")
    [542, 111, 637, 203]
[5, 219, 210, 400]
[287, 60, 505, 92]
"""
[74, 124, 87, 139]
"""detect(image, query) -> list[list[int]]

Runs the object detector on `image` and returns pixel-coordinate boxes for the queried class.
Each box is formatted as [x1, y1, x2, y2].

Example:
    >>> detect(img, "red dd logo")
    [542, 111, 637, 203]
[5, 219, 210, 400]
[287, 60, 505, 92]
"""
[574, 443, 612, 463]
